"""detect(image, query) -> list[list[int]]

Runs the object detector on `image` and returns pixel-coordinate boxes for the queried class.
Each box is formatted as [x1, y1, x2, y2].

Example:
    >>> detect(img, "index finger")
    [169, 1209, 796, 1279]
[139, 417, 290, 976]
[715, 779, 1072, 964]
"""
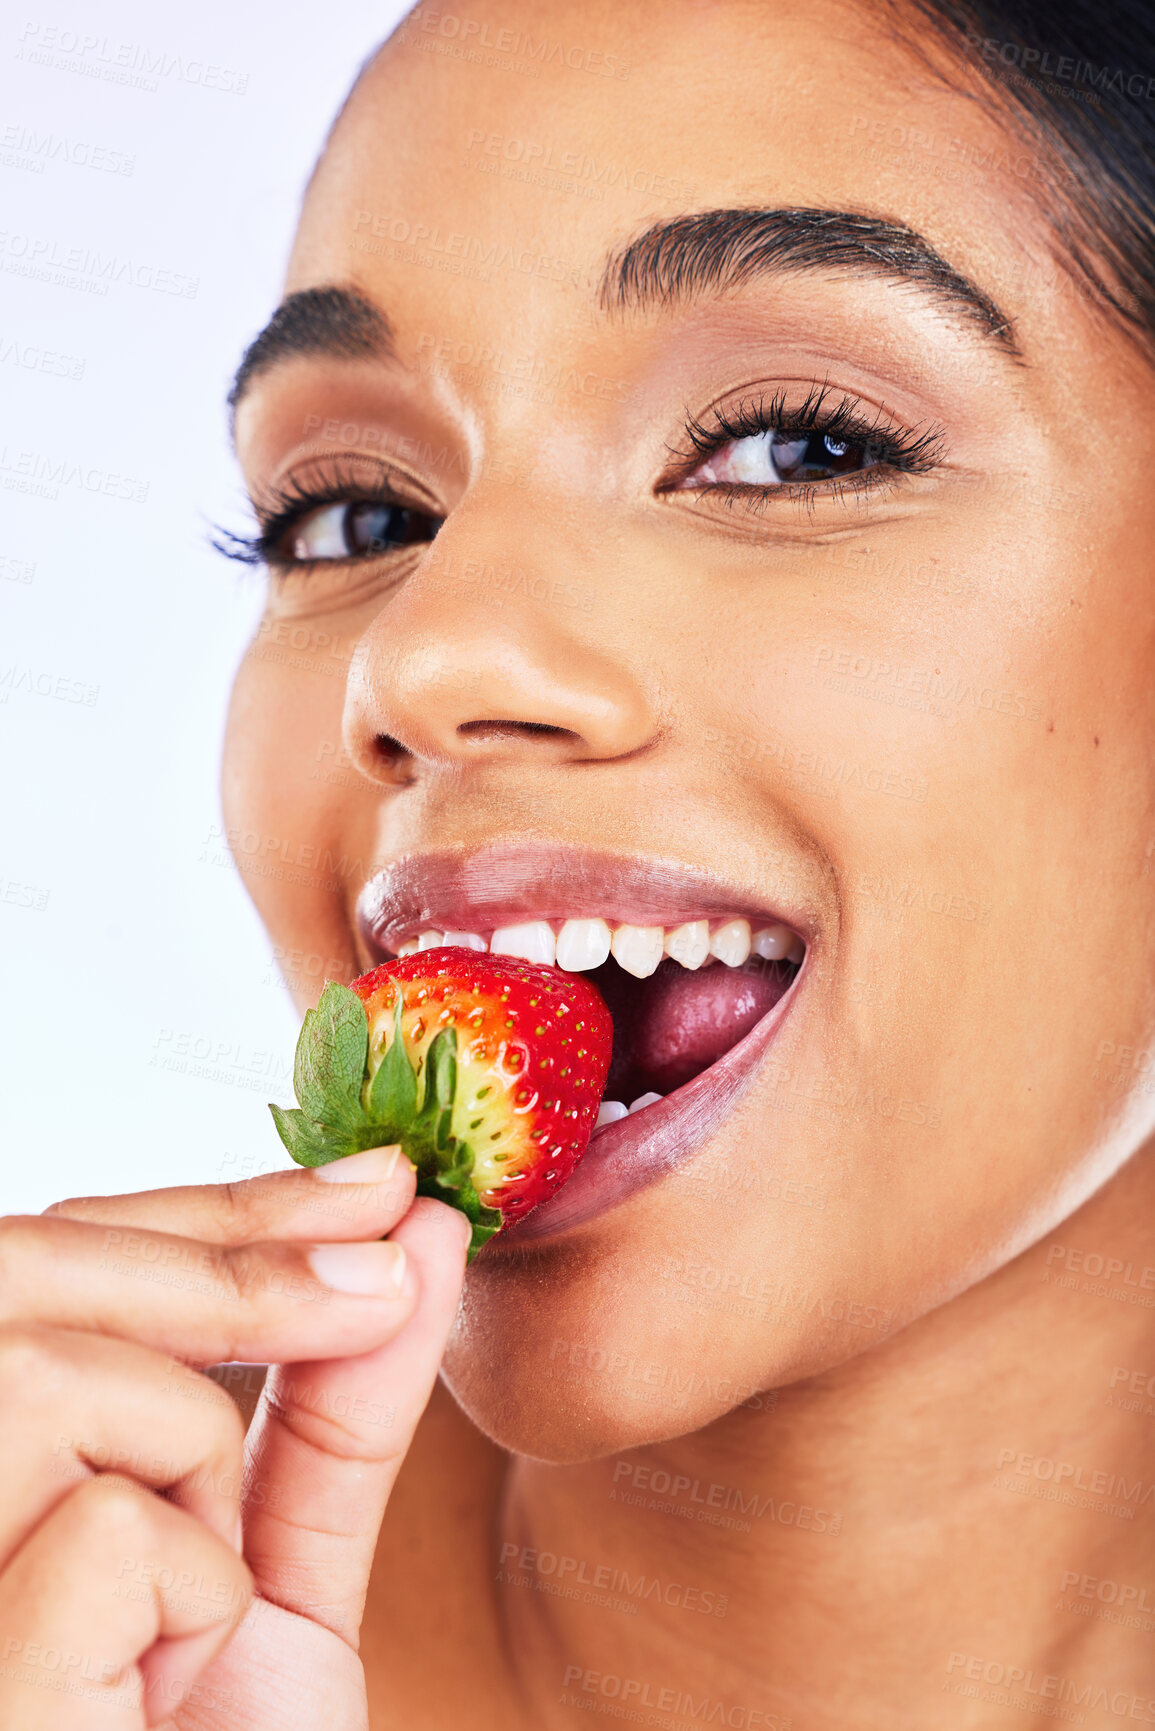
[44, 1145, 416, 1246]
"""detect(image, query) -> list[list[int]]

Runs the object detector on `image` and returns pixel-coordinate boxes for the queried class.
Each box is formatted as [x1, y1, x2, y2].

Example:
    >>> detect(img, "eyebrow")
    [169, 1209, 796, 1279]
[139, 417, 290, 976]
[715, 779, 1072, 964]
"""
[227, 283, 395, 417]
[228, 205, 1019, 413]
[599, 207, 1020, 355]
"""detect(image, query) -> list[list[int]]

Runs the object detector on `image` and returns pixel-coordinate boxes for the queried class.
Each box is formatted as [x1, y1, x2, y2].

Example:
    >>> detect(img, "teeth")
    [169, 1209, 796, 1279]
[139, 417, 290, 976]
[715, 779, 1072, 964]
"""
[556, 917, 612, 972]
[596, 1099, 629, 1127]
[709, 918, 751, 967]
[629, 1091, 664, 1114]
[395, 915, 805, 970]
[611, 923, 665, 979]
[490, 920, 556, 966]
[664, 920, 710, 970]
[752, 923, 795, 960]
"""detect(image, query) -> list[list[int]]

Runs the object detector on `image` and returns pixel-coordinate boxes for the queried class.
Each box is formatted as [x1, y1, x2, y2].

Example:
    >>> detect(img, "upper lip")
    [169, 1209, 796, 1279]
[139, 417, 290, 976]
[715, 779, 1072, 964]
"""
[356, 841, 813, 959]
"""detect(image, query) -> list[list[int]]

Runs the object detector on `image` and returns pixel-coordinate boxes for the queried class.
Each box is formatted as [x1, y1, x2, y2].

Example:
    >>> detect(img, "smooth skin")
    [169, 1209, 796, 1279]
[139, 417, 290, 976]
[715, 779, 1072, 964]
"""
[8, 0, 1155, 1725]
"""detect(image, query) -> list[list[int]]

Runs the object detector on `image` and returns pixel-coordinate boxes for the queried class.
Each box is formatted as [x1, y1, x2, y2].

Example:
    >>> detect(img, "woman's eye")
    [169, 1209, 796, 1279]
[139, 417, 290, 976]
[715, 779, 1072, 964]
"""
[683, 428, 882, 489]
[285, 499, 442, 561]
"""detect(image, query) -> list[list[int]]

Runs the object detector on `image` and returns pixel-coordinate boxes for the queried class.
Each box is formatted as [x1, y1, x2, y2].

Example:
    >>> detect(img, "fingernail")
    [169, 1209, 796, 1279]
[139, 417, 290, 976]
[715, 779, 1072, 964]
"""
[307, 1240, 407, 1295]
[314, 1146, 403, 1184]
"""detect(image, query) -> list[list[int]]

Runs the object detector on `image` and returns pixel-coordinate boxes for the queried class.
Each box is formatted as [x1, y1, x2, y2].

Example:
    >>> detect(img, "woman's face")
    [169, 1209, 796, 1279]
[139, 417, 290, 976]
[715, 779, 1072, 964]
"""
[226, 0, 1155, 1460]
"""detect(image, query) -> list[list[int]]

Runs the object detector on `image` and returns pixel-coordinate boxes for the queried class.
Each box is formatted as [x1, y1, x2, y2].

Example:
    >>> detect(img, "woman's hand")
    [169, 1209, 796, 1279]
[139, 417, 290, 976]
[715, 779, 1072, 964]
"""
[0, 1146, 471, 1728]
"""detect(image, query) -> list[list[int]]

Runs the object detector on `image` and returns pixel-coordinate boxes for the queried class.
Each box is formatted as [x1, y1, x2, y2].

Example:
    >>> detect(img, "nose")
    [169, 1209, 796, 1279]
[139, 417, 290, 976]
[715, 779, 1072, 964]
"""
[341, 508, 658, 783]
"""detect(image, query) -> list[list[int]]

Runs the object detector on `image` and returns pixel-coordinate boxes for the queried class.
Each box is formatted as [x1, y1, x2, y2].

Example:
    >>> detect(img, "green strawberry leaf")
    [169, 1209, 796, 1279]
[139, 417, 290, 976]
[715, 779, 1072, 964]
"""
[467, 1217, 502, 1257]
[270, 977, 503, 1258]
[415, 1154, 499, 1261]
[294, 982, 369, 1131]
[365, 993, 417, 1127]
[417, 1028, 459, 1154]
[426, 1027, 457, 1111]
[269, 1103, 332, 1167]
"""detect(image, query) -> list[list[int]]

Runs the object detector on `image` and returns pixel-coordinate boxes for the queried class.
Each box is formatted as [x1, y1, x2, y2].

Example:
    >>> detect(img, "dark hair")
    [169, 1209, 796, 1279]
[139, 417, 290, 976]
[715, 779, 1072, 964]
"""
[897, 0, 1155, 349]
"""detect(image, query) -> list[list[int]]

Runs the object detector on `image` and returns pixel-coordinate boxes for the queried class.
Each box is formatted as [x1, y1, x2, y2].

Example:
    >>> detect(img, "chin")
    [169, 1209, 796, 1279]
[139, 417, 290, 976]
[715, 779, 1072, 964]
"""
[436, 1288, 742, 1465]
[436, 1199, 858, 1463]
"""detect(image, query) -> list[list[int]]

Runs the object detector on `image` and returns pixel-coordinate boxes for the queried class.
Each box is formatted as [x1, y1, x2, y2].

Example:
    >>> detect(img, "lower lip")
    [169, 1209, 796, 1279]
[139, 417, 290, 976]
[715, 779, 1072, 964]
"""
[496, 963, 806, 1244]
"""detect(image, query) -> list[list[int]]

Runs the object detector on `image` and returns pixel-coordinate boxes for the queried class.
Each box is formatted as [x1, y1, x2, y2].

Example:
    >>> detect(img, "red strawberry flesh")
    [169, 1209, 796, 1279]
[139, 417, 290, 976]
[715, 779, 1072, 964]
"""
[351, 948, 613, 1224]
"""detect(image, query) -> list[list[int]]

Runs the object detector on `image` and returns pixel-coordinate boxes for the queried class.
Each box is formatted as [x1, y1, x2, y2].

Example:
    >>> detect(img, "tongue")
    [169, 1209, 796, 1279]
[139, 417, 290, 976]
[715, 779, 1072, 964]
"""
[595, 955, 794, 1097]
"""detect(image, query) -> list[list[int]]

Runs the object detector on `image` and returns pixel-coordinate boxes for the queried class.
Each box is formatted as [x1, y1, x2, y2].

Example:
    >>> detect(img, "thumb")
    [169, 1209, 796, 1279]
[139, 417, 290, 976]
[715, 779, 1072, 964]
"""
[239, 1196, 471, 1643]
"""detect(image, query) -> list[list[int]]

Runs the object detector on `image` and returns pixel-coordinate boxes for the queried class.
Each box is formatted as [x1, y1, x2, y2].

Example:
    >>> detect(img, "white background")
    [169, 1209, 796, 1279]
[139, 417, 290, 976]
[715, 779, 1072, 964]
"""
[1, 4, 406, 1212]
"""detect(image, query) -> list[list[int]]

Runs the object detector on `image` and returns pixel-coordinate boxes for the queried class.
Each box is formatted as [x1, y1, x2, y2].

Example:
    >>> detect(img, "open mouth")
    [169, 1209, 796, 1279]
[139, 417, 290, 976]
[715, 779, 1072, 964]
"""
[387, 916, 802, 1121]
[357, 846, 811, 1238]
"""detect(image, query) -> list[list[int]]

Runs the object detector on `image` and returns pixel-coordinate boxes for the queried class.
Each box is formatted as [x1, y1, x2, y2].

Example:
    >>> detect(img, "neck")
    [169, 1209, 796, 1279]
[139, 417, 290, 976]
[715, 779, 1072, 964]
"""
[501, 1143, 1155, 1729]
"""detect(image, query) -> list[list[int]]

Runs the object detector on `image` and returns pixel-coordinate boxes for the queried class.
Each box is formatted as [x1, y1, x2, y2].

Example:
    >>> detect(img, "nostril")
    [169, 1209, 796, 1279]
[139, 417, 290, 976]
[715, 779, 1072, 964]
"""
[456, 720, 580, 742]
[373, 732, 412, 766]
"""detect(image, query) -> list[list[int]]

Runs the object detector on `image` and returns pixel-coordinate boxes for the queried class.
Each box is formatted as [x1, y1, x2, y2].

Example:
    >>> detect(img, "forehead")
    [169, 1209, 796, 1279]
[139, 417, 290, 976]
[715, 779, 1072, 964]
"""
[286, 0, 1057, 335]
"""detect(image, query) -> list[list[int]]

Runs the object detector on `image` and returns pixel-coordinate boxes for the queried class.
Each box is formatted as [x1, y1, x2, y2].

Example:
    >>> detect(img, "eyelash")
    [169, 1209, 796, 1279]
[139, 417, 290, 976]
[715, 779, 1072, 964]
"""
[213, 457, 438, 574]
[216, 385, 944, 571]
[666, 382, 945, 510]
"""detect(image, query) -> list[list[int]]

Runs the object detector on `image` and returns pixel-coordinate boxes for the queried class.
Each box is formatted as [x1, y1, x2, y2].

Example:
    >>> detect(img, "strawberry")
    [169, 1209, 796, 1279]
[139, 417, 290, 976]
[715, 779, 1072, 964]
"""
[270, 947, 613, 1255]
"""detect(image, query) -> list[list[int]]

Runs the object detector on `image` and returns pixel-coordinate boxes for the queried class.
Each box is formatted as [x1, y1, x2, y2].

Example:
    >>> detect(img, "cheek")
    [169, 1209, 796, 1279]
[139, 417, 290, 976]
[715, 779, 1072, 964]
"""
[221, 639, 365, 1007]
[225, 617, 352, 779]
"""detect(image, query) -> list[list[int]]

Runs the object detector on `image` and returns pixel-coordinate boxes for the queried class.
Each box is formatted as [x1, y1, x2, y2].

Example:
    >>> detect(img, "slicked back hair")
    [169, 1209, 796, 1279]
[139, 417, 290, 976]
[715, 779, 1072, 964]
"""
[898, 0, 1155, 349]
